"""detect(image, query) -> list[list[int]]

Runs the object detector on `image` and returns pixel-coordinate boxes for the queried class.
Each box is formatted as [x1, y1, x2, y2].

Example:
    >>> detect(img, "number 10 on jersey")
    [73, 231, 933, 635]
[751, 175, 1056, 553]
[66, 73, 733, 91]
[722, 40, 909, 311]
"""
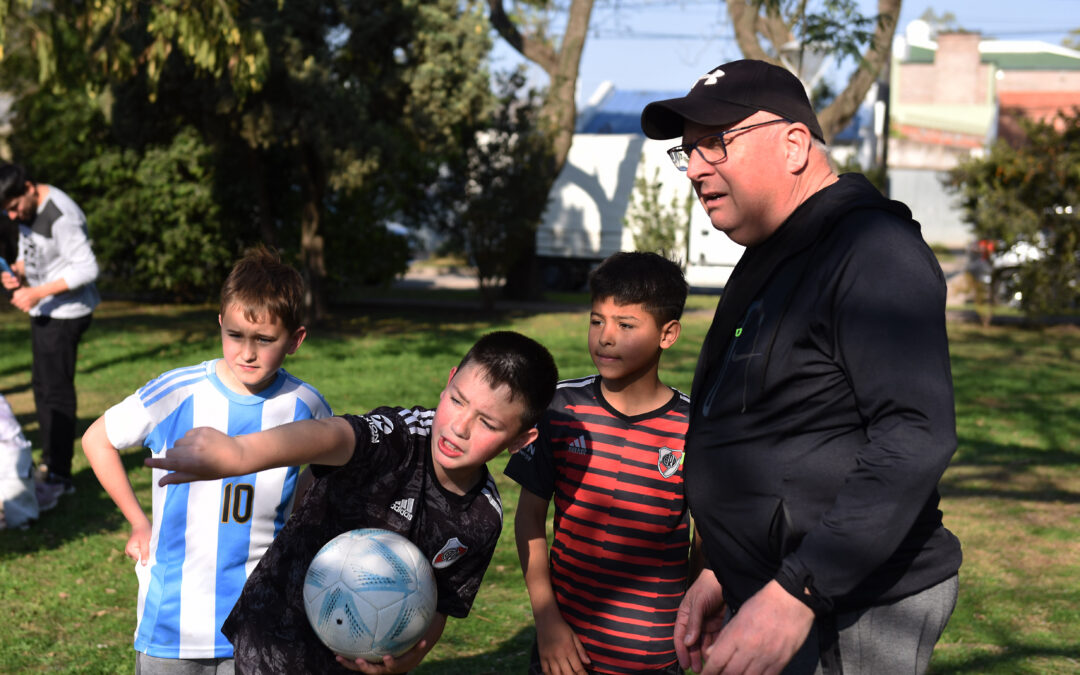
[221, 482, 254, 524]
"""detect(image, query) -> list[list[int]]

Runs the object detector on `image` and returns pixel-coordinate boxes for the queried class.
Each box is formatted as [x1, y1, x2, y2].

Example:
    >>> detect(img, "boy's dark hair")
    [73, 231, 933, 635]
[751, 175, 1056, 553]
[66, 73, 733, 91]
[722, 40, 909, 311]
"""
[457, 331, 558, 431]
[0, 163, 31, 203]
[588, 252, 688, 325]
[220, 246, 306, 332]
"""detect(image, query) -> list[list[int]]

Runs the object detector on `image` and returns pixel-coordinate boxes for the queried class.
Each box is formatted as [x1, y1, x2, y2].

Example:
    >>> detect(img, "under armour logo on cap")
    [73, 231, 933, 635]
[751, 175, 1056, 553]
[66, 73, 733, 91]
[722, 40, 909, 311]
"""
[641, 59, 825, 141]
[697, 69, 726, 86]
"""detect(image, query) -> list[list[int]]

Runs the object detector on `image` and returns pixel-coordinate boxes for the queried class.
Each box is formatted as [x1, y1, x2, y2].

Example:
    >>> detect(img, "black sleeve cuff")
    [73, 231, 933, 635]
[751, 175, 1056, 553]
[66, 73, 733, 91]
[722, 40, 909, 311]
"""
[775, 559, 833, 615]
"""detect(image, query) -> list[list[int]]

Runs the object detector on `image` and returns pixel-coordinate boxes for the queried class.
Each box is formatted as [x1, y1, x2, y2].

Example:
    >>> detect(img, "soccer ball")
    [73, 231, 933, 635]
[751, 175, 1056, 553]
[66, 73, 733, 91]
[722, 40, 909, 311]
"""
[303, 528, 437, 662]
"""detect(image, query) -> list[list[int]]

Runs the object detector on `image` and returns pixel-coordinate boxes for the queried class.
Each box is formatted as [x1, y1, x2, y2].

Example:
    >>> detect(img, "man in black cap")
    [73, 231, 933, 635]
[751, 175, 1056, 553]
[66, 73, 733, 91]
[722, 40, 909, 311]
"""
[641, 60, 962, 674]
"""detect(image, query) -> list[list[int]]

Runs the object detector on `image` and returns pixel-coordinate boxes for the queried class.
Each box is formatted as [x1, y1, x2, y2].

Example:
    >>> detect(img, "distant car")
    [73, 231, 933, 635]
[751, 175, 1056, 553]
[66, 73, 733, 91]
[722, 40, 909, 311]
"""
[384, 222, 422, 261]
[965, 237, 1043, 307]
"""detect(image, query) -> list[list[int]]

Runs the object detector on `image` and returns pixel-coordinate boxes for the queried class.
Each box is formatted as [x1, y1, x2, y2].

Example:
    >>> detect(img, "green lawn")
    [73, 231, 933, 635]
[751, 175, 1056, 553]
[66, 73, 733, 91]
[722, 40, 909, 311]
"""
[0, 298, 1077, 673]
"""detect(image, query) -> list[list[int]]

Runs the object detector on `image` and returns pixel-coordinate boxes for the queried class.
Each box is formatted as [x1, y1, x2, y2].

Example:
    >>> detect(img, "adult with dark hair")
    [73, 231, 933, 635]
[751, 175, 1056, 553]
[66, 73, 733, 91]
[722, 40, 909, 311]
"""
[640, 60, 962, 674]
[0, 162, 100, 510]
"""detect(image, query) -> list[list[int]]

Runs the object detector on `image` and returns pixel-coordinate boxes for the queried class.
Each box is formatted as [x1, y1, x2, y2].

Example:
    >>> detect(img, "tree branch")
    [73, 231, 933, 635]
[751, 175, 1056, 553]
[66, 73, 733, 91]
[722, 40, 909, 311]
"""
[818, 0, 901, 142]
[486, 0, 557, 74]
[728, 0, 772, 62]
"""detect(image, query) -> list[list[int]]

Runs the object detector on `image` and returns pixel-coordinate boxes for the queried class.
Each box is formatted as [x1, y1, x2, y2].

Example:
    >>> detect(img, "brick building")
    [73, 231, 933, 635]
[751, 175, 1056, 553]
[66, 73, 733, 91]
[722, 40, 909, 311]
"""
[887, 20, 1080, 245]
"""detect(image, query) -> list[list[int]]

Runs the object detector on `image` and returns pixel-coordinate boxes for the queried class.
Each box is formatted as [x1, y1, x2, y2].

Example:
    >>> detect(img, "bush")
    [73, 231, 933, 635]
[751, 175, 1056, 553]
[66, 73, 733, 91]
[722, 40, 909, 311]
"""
[624, 165, 691, 266]
[947, 111, 1080, 317]
[80, 128, 235, 301]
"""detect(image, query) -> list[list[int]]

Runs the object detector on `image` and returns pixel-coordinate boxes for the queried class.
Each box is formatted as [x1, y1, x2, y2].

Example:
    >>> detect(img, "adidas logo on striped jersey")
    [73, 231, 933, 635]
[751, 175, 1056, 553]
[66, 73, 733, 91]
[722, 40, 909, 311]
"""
[568, 435, 588, 455]
[391, 498, 415, 520]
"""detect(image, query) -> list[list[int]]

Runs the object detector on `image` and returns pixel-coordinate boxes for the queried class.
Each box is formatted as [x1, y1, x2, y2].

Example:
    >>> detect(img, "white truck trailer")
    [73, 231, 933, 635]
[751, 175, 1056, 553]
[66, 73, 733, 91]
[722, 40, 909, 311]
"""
[536, 133, 744, 291]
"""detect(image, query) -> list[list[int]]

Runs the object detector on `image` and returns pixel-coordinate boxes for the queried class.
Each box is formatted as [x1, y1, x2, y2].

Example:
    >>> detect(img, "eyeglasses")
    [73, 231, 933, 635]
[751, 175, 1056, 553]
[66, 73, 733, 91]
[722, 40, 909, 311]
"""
[666, 118, 792, 171]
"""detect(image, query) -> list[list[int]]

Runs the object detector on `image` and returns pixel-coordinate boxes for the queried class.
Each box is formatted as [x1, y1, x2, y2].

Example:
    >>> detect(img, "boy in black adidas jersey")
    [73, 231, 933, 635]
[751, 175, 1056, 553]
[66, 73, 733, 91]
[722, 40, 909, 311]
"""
[505, 252, 693, 675]
[146, 331, 557, 674]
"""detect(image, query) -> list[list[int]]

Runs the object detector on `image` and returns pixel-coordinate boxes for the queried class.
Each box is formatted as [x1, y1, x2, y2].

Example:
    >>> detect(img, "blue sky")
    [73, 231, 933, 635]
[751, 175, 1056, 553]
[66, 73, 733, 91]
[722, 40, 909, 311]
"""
[489, 0, 1079, 105]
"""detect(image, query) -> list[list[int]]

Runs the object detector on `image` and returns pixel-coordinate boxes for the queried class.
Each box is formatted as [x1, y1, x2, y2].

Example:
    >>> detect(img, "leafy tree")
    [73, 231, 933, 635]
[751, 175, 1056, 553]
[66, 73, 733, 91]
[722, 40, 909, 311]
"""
[727, 0, 902, 143]
[1064, 27, 1080, 51]
[0, 0, 493, 311]
[447, 70, 554, 307]
[917, 8, 962, 36]
[205, 0, 492, 316]
[947, 111, 1080, 317]
[0, 0, 267, 98]
[835, 153, 886, 192]
[624, 166, 691, 267]
[79, 127, 233, 300]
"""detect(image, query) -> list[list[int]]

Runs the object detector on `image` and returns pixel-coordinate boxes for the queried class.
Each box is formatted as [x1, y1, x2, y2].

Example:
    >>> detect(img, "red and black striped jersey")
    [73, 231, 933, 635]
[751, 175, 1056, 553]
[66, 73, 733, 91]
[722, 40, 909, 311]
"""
[505, 375, 691, 674]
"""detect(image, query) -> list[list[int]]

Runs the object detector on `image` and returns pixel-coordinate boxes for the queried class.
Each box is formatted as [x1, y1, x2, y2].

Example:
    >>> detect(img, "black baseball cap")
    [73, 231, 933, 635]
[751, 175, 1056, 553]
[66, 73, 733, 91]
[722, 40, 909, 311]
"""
[641, 59, 825, 142]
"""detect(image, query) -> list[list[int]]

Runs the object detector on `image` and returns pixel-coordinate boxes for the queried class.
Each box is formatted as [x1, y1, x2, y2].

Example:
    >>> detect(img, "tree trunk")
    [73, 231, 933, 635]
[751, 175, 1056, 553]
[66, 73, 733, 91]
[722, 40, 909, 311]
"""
[817, 0, 901, 142]
[487, 0, 595, 300]
[299, 140, 327, 322]
[246, 146, 278, 248]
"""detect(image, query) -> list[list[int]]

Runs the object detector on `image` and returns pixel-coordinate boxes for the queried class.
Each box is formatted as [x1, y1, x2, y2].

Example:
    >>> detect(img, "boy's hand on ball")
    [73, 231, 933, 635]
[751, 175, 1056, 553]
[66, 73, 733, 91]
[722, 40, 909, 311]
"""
[335, 641, 425, 674]
[145, 427, 247, 485]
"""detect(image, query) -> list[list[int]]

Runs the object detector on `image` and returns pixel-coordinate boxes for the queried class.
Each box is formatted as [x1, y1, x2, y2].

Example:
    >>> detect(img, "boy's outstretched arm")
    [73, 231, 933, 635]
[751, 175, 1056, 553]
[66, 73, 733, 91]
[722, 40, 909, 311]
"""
[82, 417, 152, 564]
[337, 612, 447, 674]
[145, 417, 355, 485]
[516, 488, 591, 675]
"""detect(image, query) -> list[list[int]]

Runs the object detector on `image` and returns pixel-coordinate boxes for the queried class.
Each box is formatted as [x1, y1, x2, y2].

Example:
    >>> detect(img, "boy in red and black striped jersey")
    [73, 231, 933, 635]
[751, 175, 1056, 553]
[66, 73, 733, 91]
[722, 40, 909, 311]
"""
[506, 252, 693, 675]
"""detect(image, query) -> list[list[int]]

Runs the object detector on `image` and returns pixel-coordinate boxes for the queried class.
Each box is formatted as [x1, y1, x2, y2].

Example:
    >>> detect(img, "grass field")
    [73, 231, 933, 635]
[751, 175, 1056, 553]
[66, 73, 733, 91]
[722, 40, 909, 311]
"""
[0, 296, 1077, 673]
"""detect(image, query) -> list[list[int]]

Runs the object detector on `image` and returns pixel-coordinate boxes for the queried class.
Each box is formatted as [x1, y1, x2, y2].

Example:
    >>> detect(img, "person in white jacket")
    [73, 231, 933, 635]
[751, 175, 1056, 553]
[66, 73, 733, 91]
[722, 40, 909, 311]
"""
[0, 162, 100, 510]
[0, 392, 38, 529]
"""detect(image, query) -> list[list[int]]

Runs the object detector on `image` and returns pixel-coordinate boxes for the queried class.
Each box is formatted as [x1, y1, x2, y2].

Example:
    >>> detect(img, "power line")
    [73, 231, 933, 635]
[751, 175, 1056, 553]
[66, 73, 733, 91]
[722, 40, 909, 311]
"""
[583, 27, 1072, 42]
[588, 30, 735, 40]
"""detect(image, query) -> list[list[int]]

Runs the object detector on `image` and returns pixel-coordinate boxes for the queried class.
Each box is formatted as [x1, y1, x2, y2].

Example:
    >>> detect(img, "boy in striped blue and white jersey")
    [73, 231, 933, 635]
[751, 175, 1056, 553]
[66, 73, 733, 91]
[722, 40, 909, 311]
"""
[82, 247, 331, 673]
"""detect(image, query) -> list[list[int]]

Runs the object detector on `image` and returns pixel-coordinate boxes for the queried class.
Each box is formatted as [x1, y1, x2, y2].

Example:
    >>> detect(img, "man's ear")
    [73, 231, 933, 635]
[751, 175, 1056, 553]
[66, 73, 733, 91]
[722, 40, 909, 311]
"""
[445, 366, 458, 387]
[507, 426, 539, 455]
[659, 319, 681, 350]
[783, 123, 813, 174]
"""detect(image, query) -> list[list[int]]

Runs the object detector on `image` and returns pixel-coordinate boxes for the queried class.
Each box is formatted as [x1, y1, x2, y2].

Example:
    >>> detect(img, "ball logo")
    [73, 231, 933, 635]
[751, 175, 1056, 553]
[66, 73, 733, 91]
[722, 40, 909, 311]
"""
[432, 537, 468, 569]
[657, 447, 683, 479]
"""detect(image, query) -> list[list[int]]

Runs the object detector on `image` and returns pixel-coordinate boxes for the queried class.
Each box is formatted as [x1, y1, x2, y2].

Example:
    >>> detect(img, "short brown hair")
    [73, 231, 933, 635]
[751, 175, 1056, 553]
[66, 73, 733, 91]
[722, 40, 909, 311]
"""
[219, 246, 306, 332]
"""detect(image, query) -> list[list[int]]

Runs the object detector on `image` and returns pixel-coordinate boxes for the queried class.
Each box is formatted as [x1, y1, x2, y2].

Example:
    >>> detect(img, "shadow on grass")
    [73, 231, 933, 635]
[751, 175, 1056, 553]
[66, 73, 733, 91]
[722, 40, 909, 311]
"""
[413, 626, 534, 675]
[0, 445, 146, 562]
[0, 306, 220, 382]
[943, 437, 1080, 504]
[932, 643, 1080, 674]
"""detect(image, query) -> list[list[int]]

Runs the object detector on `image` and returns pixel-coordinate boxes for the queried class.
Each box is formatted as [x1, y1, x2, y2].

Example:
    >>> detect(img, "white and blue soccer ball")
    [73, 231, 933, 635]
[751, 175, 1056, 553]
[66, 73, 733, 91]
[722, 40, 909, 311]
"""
[303, 528, 437, 662]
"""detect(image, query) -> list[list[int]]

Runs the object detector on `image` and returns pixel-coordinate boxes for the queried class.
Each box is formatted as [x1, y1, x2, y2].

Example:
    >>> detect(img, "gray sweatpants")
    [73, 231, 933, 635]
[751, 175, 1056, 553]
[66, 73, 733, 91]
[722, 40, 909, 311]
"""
[783, 574, 959, 675]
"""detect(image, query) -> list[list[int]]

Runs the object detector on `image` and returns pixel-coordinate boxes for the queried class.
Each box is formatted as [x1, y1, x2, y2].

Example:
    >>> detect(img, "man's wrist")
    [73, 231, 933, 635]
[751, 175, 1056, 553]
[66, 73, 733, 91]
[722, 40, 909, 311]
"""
[774, 562, 832, 615]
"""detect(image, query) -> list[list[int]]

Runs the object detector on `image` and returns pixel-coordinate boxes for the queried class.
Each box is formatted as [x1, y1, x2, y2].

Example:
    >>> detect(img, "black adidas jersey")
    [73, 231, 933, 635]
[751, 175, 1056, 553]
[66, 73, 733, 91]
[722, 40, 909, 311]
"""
[223, 406, 503, 674]
[505, 376, 691, 674]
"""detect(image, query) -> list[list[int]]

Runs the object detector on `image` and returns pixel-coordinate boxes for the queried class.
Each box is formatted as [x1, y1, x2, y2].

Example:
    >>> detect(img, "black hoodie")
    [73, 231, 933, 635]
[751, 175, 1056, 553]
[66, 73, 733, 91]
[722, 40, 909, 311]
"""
[686, 173, 962, 614]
